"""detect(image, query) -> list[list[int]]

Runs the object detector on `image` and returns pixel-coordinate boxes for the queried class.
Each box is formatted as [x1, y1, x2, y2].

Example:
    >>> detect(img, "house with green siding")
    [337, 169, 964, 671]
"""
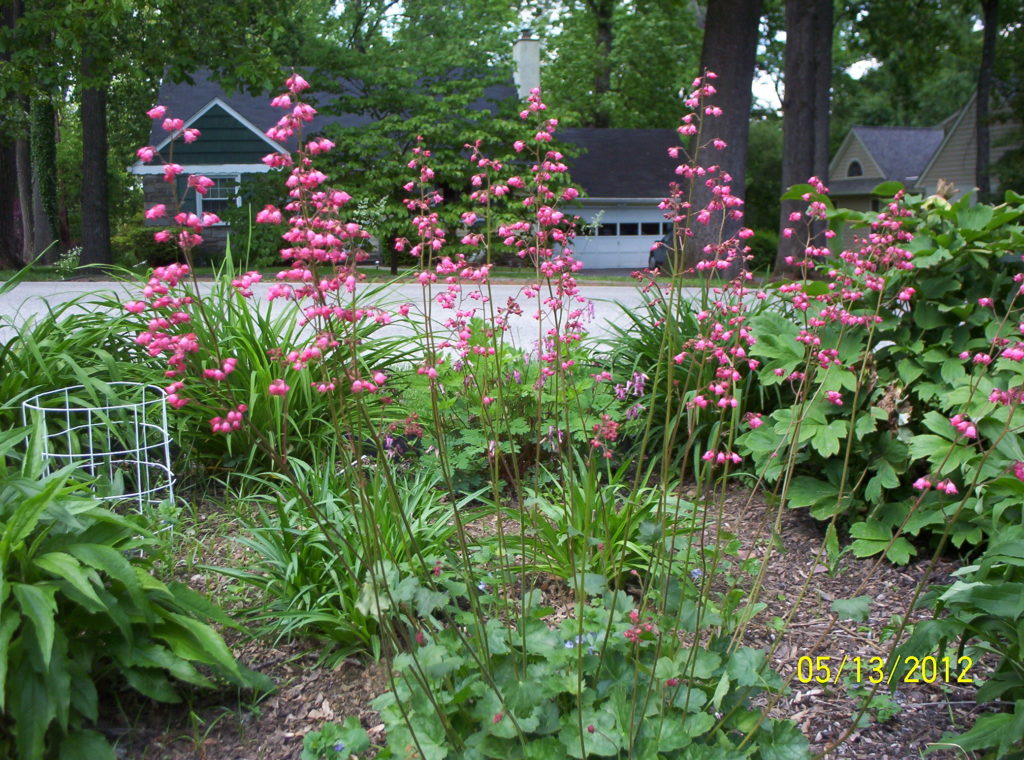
[129, 65, 694, 270]
[129, 71, 374, 252]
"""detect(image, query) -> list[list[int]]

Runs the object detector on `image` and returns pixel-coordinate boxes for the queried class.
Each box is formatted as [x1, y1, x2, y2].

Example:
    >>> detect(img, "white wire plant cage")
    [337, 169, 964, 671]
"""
[21, 382, 175, 510]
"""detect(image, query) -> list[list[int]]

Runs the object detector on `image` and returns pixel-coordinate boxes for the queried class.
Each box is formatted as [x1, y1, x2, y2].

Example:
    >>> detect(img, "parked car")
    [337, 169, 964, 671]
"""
[648, 233, 681, 272]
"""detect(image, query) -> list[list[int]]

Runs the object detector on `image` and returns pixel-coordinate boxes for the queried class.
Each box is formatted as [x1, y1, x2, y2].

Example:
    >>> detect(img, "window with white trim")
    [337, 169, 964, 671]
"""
[198, 175, 241, 221]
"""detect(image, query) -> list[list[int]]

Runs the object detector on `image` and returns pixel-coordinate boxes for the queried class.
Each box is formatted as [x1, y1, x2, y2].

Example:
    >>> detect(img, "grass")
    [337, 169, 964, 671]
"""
[2, 263, 723, 287]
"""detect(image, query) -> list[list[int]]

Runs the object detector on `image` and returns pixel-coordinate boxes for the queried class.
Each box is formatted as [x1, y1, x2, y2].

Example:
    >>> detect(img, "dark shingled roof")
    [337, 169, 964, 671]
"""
[851, 126, 945, 184]
[144, 73, 679, 199]
[146, 69, 515, 152]
[559, 128, 680, 198]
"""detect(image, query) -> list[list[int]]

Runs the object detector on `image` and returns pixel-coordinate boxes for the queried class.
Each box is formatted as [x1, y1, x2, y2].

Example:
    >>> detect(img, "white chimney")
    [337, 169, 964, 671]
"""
[512, 29, 540, 100]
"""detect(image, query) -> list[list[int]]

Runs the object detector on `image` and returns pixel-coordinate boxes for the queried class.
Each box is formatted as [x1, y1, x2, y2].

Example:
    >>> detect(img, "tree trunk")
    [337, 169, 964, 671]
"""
[587, 0, 614, 128]
[690, 0, 764, 277]
[976, 0, 998, 203]
[16, 135, 34, 262]
[0, 142, 20, 269]
[30, 97, 58, 261]
[0, 0, 21, 269]
[79, 57, 112, 267]
[774, 0, 833, 278]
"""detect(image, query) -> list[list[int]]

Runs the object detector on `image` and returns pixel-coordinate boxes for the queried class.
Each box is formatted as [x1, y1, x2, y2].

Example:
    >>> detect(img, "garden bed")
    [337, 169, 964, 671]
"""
[101, 488, 986, 760]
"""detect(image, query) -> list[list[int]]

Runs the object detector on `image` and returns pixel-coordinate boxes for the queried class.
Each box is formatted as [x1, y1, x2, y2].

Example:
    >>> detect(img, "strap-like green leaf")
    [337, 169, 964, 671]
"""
[33, 552, 106, 613]
[0, 609, 20, 711]
[12, 583, 57, 669]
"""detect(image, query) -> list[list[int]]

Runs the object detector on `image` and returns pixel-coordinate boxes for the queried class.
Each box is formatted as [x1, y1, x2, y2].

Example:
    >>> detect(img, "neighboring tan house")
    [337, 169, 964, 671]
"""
[829, 92, 1019, 246]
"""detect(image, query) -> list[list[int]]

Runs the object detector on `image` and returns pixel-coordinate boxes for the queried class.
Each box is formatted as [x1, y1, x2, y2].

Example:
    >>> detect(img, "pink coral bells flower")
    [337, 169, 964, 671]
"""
[136, 146, 157, 162]
[124, 301, 146, 314]
[897, 288, 915, 301]
[1014, 461, 1024, 482]
[182, 128, 201, 143]
[286, 72, 310, 93]
[161, 117, 184, 132]
[268, 378, 290, 396]
[912, 477, 932, 491]
[162, 164, 182, 182]
[146, 105, 167, 120]
[145, 204, 167, 220]
[978, 297, 994, 308]
[936, 479, 958, 495]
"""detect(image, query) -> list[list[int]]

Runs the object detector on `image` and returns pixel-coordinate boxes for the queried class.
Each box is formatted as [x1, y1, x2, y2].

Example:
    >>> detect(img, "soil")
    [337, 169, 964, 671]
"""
[104, 488, 993, 760]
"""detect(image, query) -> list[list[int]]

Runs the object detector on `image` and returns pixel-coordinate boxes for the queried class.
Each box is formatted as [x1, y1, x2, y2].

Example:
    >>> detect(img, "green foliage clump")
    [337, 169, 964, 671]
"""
[373, 597, 805, 760]
[220, 464, 479, 660]
[0, 430, 268, 760]
[896, 525, 1024, 758]
[739, 187, 1024, 562]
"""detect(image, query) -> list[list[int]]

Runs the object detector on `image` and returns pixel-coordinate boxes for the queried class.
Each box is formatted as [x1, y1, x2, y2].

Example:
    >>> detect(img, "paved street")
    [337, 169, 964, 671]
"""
[0, 278, 662, 349]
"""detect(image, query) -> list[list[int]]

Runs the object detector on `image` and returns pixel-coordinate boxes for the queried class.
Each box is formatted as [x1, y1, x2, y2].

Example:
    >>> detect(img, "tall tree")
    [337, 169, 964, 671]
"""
[690, 0, 763, 275]
[976, 0, 998, 202]
[775, 0, 832, 276]
[0, 0, 23, 269]
[2, 0, 332, 267]
[309, 0, 523, 274]
[538, 0, 701, 128]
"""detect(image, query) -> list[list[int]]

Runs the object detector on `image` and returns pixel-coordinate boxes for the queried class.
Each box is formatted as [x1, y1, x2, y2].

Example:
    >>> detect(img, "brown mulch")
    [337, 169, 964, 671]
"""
[104, 487, 995, 760]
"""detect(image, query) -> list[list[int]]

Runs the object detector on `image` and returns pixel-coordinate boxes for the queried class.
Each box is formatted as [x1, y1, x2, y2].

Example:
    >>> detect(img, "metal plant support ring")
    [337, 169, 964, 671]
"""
[21, 383, 175, 510]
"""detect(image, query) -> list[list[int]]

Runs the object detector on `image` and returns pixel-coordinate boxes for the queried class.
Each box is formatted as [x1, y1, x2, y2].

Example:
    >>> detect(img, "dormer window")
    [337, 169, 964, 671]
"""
[847, 160, 863, 177]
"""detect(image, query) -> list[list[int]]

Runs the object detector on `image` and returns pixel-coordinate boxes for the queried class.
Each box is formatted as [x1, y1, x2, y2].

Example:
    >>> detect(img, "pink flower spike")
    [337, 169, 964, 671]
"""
[146, 105, 167, 120]
[268, 378, 290, 396]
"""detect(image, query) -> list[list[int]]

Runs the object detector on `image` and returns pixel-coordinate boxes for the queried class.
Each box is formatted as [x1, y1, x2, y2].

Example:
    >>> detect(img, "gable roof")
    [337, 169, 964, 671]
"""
[829, 125, 945, 196]
[560, 128, 679, 199]
[143, 70, 375, 153]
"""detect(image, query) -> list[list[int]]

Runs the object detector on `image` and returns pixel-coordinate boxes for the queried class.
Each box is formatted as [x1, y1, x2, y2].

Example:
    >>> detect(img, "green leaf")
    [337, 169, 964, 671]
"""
[831, 596, 872, 622]
[759, 718, 811, 760]
[723, 648, 765, 688]
[956, 204, 994, 232]
[784, 476, 839, 512]
[12, 583, 57, 668]
[0, 610, 20, 711]
[9, 657, 54, 760]
[871, 181, 904, 197]
[59, 730, 116, 760]
[161, 612, 242, 679]
[68, 543, 144, 610]
[33, 552, 105, 612]
[885, 538, 917, 565]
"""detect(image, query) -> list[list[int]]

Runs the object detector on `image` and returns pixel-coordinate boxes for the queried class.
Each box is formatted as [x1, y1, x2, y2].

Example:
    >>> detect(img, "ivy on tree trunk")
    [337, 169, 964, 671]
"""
[80, 57, 111, 268]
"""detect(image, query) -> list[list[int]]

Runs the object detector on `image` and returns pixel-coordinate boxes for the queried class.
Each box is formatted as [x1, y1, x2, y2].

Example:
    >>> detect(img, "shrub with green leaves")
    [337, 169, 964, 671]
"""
[896, 525, 1024, 758]
[738, 187, 1024, 562]
[0, 430, 269, 760]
